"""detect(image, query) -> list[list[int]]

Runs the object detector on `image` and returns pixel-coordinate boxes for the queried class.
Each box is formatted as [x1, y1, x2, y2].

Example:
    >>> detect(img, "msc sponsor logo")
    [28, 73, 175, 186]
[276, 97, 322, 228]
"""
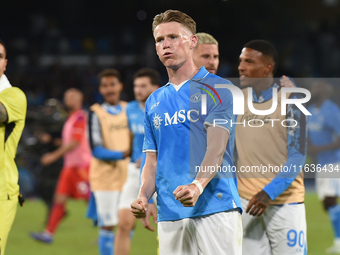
[152, 110, 200, 129]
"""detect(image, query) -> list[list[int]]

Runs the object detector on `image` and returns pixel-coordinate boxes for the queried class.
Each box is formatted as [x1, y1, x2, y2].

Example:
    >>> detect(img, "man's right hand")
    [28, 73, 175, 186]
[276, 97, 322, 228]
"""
[130, 197, 148, 219]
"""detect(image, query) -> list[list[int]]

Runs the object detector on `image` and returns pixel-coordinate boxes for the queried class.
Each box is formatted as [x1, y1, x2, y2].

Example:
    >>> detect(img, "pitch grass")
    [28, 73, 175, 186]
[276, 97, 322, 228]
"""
[6, 199, 158, 255]
[5, 193, 334, 255]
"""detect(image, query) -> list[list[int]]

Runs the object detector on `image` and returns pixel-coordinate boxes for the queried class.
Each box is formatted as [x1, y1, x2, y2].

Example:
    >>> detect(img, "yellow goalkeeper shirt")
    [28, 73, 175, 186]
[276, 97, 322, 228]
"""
[0, 87, 27, 200]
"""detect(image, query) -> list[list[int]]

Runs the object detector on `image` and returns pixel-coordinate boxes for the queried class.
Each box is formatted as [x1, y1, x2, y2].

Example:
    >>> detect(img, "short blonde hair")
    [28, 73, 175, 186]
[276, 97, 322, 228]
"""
[152, 10, 196, 35]
[196, 33, 218, 46]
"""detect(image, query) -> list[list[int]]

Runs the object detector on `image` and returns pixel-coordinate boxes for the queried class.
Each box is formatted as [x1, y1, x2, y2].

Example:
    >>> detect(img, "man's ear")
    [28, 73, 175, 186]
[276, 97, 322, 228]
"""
[119, 82, 124, 92]
[264, 63, 274, 77]
[190, 35, 198, 50]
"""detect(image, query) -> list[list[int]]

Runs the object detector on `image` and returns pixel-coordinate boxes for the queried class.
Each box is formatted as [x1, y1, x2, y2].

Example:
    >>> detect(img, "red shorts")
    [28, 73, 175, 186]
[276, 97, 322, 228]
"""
[55, 166, 90, 200]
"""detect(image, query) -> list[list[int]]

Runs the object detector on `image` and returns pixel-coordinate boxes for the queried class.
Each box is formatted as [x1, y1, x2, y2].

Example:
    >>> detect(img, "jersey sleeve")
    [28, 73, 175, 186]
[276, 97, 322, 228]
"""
[142, 101, 157, 152]
[203, 79, 235, 134]
[71, 114, 86, 142]
[263, 94, 307, 200]
[0, 87, 27, 123]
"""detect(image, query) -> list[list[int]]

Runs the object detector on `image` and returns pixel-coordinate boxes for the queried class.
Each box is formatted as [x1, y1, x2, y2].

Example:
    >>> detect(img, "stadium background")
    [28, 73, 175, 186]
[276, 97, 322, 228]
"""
[1, 0, 340, 254]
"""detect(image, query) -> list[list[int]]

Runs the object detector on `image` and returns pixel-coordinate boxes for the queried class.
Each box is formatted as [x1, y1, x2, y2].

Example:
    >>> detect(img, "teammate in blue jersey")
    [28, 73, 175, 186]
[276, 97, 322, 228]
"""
[236, 40, 308, 255]
[86, 69, 131, 255]
[308, 81, 340, 254]
[114, 68, 159, 255]
[130, 10, 242, 255]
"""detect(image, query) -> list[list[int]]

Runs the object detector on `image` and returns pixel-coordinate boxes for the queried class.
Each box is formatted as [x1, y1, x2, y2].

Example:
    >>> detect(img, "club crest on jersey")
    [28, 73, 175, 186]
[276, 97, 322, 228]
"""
[153, 113, 163, 130]
[190, 93, 202, 103]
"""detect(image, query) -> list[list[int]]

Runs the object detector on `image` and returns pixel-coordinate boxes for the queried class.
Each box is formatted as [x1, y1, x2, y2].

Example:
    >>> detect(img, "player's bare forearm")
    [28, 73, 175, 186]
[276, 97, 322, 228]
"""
[131, 152, 157, 219]
[195, 126, 229, 188]
[50, 140, 79, 162]
[41, 140, 80, 166]
[174, 127, 230, 207]
[0, 102, 8, 123]
[56, 140, 79, 157]
[139, 152, 157, 200]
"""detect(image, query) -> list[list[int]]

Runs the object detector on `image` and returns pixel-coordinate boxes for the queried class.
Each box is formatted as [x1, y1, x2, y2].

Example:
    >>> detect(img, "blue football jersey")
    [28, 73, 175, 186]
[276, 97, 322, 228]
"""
[142, 67, 241, 222]
[126, 100, 145, 163]
[308, 99, 340, 165]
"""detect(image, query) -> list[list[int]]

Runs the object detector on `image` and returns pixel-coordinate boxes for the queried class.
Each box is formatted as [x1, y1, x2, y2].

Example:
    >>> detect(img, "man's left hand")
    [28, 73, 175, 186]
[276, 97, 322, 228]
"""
[246, 190, 272, 217]
[173, 184, 200, 207]
[280, 75, 295, 88]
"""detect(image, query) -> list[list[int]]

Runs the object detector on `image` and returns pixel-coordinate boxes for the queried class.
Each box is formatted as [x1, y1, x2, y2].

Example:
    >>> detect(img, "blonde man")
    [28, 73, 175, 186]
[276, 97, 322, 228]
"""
[131, 10, 242, 255]
[193, 32, 219, 74]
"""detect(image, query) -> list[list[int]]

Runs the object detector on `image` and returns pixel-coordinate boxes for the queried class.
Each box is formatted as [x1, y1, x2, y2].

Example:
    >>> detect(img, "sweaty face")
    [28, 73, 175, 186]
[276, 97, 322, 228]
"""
[193, 43, 219, 74]
[134, 76, 158, 103]
[154, 22, 196, 70]
[0, 44, 8, 77]
[99, 76, 123, 105]
[238, 47, 272, 87]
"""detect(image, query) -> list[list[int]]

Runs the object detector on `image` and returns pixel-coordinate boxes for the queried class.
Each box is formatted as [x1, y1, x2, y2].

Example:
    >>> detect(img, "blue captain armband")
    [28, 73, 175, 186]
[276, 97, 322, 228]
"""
[92, 146, 124, 161]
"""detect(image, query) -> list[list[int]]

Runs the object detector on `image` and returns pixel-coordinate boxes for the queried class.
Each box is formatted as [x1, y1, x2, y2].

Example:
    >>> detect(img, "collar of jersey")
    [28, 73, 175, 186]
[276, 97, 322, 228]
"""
[252, 83, 280, 103]
[102, 102, 122, 115]
[166, 67, 210, 90]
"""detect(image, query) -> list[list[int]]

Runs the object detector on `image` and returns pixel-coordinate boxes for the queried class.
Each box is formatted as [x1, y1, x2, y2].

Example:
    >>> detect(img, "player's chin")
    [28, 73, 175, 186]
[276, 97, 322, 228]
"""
[163, 59, 178, 68]
[104, 95, 116, 104]
[136, 95, 148, 102]
[239, 80, 249, 88]
[206, 67, 216, 74]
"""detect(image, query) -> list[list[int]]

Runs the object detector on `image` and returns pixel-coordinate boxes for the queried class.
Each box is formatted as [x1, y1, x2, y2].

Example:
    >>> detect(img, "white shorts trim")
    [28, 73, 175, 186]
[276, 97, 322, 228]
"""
[158, 211, 242, 255]
[93, 191, 120, 227]
[118, 162, 140, 210]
